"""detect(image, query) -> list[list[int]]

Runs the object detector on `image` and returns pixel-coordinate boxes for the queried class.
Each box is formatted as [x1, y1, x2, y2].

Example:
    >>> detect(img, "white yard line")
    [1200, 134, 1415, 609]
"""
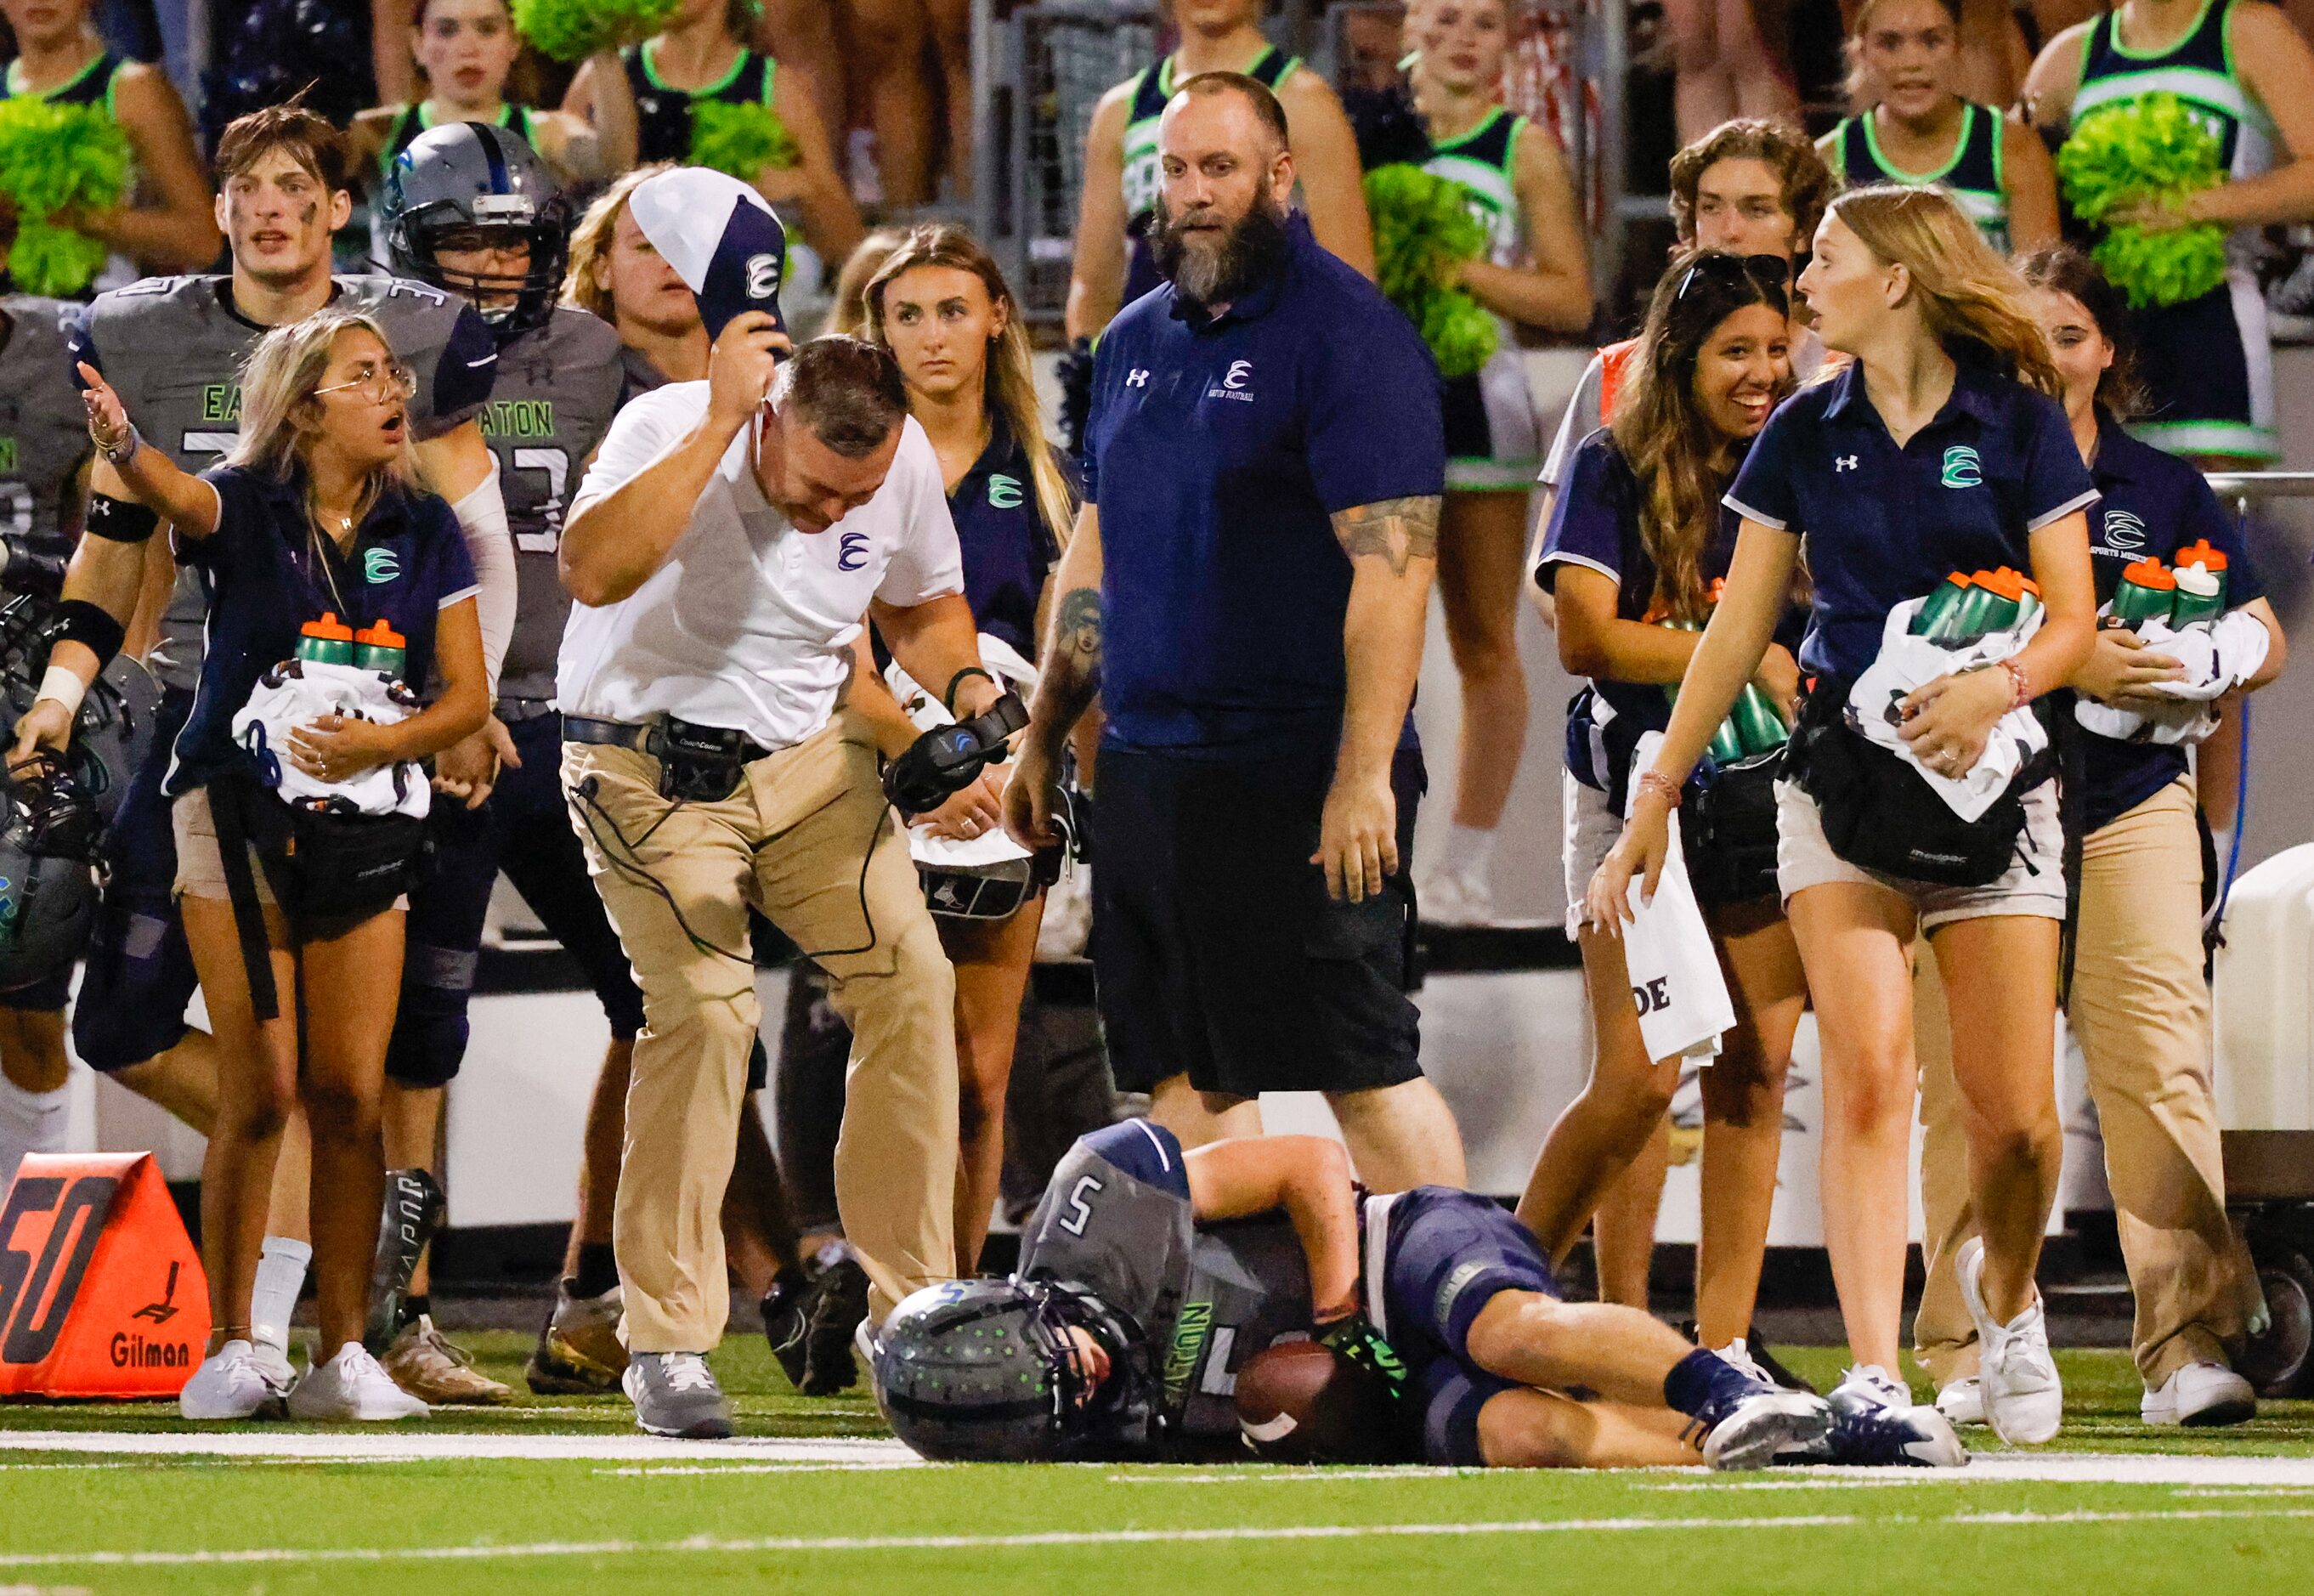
[4, 1508, 2314, 1569]
[0, 1431, 919, 1464]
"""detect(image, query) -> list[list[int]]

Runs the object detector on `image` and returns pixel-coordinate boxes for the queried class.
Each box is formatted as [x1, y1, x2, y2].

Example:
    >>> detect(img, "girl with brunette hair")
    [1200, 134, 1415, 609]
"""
[1912, 246, 2284, 1431]
[1522, 249, 1813, 1389]
[857, 223, 1078, 1273]
[1591, 184, 2100, 1446]
[1823, 0, 2057, 255]
[77, 312, 489, 1423]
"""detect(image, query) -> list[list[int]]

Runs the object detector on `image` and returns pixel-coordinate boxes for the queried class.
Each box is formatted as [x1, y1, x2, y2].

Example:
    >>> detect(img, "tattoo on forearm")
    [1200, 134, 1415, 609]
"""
[1331, 495, 1441, 576]
[1055, 586, 1101, 669]
[1037, 585, 1102, 729]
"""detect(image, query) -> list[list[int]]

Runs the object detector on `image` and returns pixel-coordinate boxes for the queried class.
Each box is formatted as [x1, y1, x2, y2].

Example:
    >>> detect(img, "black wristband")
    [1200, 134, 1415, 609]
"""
[54, 598, 125, 666]
[943, 666, 995, 712]
[84, 494, 159, 544]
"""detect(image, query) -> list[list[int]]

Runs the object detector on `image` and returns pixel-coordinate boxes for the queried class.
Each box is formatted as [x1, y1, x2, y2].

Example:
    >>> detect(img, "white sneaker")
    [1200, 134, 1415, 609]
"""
[1711, 1338, 1776, 1387]
[179, 1340, 274, 1420]
[1936, 1375, 1985, 1427]
[289, 1341, 430, 1422]
[248, 1337, 297, 1400]
[1419, 871, 1496, 928]
[2141, 1361, 2256, 1428]
[1828, 1363, 1911, 1418]
[1955, 1237, 2062, 1445]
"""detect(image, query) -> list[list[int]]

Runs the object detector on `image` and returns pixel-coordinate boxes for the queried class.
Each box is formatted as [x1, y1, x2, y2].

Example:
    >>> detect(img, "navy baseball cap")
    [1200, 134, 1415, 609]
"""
[628, 167, 789, 343]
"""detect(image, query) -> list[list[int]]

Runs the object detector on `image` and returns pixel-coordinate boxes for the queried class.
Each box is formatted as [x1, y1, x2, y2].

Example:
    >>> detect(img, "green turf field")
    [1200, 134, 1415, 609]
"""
[2, 1338, 2311, 1594]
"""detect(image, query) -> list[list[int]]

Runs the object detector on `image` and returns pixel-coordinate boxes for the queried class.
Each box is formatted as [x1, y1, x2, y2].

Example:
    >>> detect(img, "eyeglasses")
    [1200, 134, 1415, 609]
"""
[314, 359, 417, 405]
[1674, 252, 1792, 305]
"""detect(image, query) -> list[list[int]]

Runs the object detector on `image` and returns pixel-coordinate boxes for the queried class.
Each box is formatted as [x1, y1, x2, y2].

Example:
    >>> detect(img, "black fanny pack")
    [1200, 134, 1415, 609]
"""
[1683, 745, 1784, 906]
[1785, 674, 2052, 888]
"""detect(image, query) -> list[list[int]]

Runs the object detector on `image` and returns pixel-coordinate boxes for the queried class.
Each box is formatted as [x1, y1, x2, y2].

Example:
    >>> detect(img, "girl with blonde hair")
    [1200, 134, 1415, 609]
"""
[1588, 184, 2098, 1447]
[77, 310, 489, 1423]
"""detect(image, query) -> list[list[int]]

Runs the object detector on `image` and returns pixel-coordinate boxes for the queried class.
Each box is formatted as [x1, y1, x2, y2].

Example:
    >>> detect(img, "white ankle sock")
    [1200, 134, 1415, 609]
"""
[251, 1237, 313, 1352]
[1436, 823, 1497, 882]
[0, 1076, 68, 1191]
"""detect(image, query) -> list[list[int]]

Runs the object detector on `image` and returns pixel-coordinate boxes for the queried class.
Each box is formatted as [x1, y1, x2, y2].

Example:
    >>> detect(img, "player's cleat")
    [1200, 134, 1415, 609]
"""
[1936, 1374, 1985, 1426]
[1828, 1363, 1912, 1418]
[383, 1315, 513, 1405]
[624, 1351, 733, 1439]
[289, 1342, 430, 1422]
[248, 1337, 298, 1401]
[524, 1282, 627, 1395]
[802, 1249, 870, 1395]
[1798, 1402, 1968, 1468]
[179, 1340, 277, 1421]
[1956, 1237, 2062, 1445]
[1700, 1389, 1835, 1470]
[761, 1271, 813, 1390]
[2141, 1361, 2256, 1428]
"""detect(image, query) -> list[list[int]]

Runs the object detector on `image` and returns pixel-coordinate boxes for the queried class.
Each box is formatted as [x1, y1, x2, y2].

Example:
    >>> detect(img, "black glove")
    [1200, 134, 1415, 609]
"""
[1056, 336, 1095, 463]
[883, 692, 1029, 817]
[1315, 1310, 1409, 1402]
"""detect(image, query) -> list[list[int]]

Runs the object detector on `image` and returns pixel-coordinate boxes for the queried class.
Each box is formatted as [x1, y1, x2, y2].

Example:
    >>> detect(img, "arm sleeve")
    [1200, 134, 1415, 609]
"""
[417, 305, 499, 439]
[875, 441, 967, 608]
[1536, 433, 1630, 593]
[1305, 303, 1446, 512]
[1538, 354, 1605, 490]
[447, 459, 515, 694]
[1723, 399, 1806, 532]
[2020, 391, 2099, 529]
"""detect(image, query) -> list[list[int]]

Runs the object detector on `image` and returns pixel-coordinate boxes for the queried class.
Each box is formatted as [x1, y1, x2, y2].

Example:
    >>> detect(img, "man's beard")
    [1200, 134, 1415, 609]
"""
[1151, 193, 1291, 310]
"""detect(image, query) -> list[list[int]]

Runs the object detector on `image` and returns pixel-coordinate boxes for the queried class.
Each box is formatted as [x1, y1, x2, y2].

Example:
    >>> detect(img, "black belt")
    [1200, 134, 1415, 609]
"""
[563, 713, 776, 770]
[562, 714, 659, 755]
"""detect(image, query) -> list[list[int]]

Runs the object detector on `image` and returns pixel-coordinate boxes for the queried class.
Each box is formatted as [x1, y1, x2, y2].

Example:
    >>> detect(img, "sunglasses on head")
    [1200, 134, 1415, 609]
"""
[1674, 252, 1791, 306]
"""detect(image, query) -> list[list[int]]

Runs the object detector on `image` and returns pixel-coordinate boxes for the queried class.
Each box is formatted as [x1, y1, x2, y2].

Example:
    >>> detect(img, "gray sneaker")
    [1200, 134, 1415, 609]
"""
[622, 1351, 733, 1439]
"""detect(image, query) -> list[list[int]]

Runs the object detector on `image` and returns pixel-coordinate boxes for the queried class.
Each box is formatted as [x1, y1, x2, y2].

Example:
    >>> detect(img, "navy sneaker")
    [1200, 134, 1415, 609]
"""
[1792, 1402, 1968, 1468]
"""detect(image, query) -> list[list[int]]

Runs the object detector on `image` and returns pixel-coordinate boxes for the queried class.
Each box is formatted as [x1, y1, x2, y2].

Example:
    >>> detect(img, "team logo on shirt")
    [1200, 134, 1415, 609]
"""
[1207, 359, 1255, 403]
[1940, 446, 1983, 490]
[838, 529, 870, 571]
[364, 548, 401, 584]
[2102, 509, 2147, 552]
[987, 473, 1022, 509]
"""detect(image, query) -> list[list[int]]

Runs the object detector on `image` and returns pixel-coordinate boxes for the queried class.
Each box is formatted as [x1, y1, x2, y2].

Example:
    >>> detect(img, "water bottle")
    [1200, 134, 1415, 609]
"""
[2170, 563, 2225, 628]
[2107, 559, 2176, 629]
[1936, 572, 1999, 642]
[2175, 539, 2230, 611]
[1731, 683, 1788, 756]
[1660, 614, 1746, 762]
[297, 613, 355, 665]
[2013, 574, 2041, 631]
[1912, 573, 1971, 637]
[1970, 569, 2025, 641]
[354, 620, 408, 676]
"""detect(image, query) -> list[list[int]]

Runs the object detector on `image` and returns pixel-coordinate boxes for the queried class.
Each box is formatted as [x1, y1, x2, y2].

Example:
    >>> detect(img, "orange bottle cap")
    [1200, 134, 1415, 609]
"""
[354, 621, 406, 648]
[1706, 577, 1729, 603]
[1980, 569, 2028, 600]
[2018, 575, 2041, 597]
[301, 612, 354, 641]
[2121, 559, 2176, 591]
[2175, 540, 2227, 572]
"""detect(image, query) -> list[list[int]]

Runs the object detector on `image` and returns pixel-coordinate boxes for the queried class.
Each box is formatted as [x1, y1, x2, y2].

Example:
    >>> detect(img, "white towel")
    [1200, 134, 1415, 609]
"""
[230, 659, 432, 819]
[1848, 596, 2046, 822]
[1621, 733, 1735, 1067]
[2075, 608, 2271, 747]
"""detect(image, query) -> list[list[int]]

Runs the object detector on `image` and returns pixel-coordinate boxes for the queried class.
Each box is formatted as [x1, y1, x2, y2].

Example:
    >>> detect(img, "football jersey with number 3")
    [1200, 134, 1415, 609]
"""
[482, 306, 624, 708]
[71, 273, 497, 691]
[0, 296, 90, 560]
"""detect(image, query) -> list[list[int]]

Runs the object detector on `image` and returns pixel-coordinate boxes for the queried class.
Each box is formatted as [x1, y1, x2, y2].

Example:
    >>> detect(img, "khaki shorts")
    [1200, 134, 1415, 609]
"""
[1560, 769, 1622, 935]
[1774, 776, 2065, 932]
[170, 788, 409, 911]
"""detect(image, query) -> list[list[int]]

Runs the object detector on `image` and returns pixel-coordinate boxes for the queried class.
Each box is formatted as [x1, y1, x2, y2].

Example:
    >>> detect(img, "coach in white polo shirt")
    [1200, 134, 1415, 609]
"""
[555, 169, 1004, 1440]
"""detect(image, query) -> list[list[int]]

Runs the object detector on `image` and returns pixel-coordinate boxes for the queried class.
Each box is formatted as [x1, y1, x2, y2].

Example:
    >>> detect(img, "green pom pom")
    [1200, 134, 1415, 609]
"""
[688, 99, 799, 182]
[1364, 162, 1498, 378]
[510, 0, 679, 64]
[0, 98, 133, 296]
[2056, 93, 2229, 308]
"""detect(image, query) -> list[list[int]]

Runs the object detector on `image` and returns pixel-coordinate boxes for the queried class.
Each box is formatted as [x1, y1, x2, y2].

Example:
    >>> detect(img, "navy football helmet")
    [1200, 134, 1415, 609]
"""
[383, 122, 570, 340]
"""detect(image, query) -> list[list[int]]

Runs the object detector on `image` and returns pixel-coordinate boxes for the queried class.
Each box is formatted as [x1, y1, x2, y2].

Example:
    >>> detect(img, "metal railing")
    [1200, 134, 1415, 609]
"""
[2205, 472, 2314, 509]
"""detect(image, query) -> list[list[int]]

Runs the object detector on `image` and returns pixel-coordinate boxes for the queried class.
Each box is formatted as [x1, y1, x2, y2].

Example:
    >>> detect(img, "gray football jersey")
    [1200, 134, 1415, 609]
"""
[1020, 1121, 1315, 1457]
[73, 273, 498, 690]
[0, 297, 89, 559]
[485, 307, 624, 707]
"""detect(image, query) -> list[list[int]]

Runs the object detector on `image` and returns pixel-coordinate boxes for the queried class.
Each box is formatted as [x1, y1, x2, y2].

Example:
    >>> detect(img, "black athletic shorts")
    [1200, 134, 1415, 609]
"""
[1090, 739, 1423, 1099]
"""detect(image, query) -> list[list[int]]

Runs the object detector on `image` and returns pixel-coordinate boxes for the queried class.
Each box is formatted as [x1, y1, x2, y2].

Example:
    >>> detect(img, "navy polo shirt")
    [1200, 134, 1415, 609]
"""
[2079, 414, 2265, 832]
[167, 466, 480, 795]
[1724, 359, 2097, 682]
[1083, 213, 1445, 754]
[949, 420, 1064, 661]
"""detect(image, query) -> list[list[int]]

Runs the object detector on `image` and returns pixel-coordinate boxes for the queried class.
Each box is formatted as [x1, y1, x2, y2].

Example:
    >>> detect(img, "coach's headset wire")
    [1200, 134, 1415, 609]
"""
[567, 767, 888, 965]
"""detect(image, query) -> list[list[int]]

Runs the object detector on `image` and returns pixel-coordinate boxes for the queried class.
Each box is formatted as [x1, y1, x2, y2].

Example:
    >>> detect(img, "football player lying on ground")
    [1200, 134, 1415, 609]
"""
[872, 1120, 1965, 1468]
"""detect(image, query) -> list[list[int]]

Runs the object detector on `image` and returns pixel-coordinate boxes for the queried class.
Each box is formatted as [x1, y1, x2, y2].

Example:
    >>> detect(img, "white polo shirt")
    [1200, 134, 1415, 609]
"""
[556, 382, 964, 750]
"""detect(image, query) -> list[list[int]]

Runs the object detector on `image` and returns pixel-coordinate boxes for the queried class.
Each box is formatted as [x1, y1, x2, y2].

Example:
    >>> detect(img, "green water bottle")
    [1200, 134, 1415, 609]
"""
[1932, 573, 1994, 642]
[2108, 559, 2176, 629]
[2175, 540, 2230, 610]
[2013, 574, 2041, 631]
[354, 620, 407, 676]
[1732, 683, 1788, 756]
[297, 612, 354, 665]
[2170, 564, 2224, 629]
[1967, 569, 2025, 641]
[1912, 573, 1971, 637]
[1662, 614, 1746, 761]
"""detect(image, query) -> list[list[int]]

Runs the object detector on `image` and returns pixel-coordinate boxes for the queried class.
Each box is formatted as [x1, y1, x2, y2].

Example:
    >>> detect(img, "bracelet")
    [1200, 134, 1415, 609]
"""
[35, 665, 88, 718]
[1636, 769, 1683, 808]
[943, 665, 995, 712]
[1998, 658, 2032, 712]
[96, 422, 139, 467]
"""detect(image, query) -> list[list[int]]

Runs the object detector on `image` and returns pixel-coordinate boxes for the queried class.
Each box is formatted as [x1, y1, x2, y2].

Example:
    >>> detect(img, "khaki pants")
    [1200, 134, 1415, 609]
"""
[1915, 778, 2250, 1387]
[565, 717, 959, 1350]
